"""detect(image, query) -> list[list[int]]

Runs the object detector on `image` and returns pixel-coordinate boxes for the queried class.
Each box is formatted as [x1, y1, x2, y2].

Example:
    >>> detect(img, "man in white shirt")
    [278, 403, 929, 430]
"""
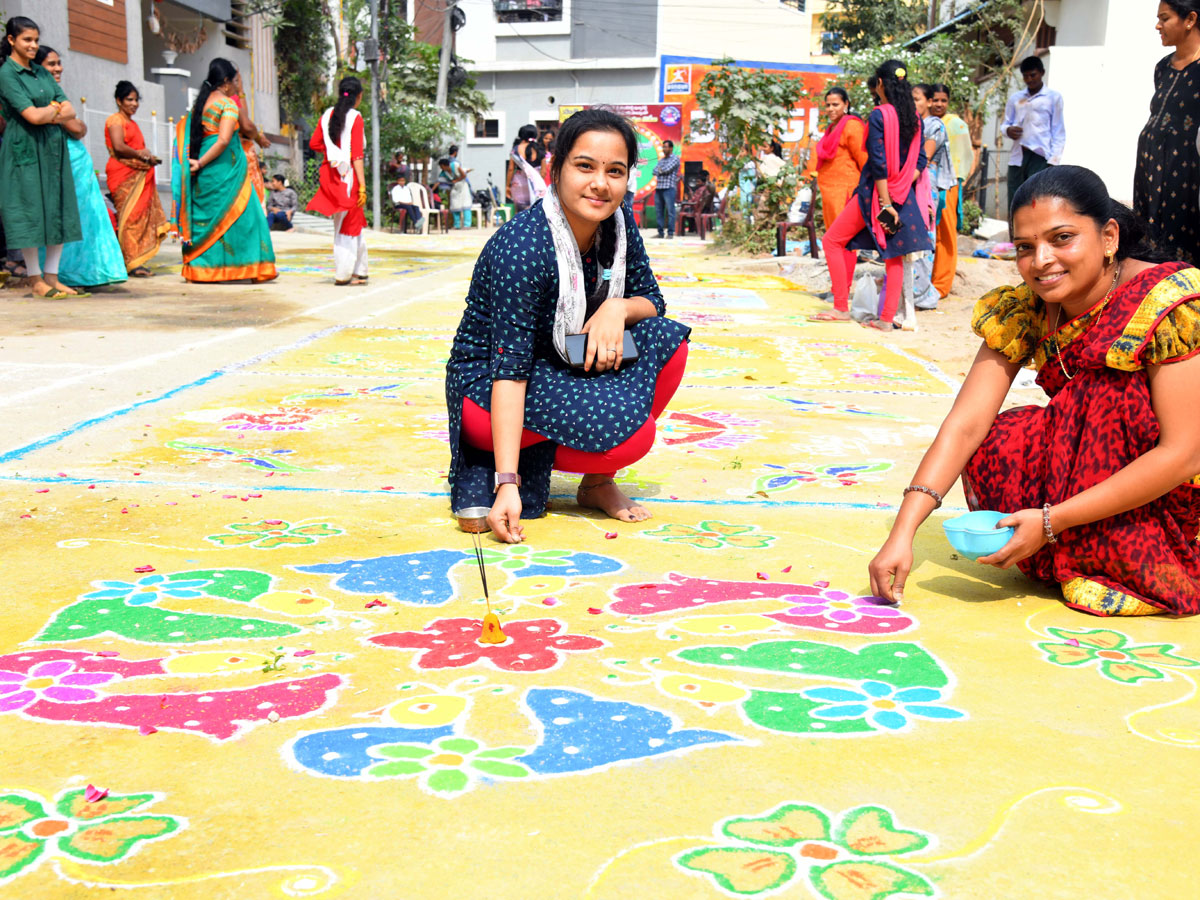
[389, 174, 423, 233]
[1002, 56, 1066, 209]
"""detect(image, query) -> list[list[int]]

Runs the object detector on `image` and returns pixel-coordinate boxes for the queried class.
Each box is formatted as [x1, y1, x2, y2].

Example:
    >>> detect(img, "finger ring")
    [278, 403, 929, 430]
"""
[607, 349, 616, 354]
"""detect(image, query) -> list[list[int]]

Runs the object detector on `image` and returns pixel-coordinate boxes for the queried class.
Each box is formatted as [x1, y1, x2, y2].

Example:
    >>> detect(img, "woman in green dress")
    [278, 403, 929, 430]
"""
[177, 58, 276, 283]
[0, 16, 82, 298]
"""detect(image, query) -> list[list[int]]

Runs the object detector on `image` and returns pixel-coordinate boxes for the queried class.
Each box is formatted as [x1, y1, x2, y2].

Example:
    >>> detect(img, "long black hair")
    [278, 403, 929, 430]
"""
[32, 43, 57, 67]
[550, 107, 639, 271]
[328, 76, 362, 146]
[189, 57, 238, 162]
[872, 59, 919, 147]
[1010, 165, 1172, 263]
[2, 16, 38, 60]
[1164, 0, 1200, 24]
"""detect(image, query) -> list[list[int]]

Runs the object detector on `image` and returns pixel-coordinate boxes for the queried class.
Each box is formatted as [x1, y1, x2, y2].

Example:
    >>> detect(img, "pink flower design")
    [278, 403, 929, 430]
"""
[765, 590, 915, 635]
[369, 617, 606, 672]
[0, 660, 116, 712]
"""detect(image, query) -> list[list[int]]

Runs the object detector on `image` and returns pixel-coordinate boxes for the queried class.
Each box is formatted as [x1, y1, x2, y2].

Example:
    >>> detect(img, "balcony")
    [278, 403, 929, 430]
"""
[494, 0, 564, 24]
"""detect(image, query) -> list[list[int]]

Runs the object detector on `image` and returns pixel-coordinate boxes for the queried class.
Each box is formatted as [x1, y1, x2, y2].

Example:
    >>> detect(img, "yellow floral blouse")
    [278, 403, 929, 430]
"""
[972, 265, 1200, 371]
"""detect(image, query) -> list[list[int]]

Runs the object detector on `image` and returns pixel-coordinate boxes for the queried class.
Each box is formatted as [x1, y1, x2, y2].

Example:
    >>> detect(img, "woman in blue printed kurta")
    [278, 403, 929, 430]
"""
[446, 109, 691, 543]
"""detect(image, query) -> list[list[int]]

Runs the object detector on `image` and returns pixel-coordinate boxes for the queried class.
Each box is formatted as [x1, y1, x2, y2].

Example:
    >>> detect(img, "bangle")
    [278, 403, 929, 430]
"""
[903, 484, 943, 508]
[1042, 503, 1058, 543]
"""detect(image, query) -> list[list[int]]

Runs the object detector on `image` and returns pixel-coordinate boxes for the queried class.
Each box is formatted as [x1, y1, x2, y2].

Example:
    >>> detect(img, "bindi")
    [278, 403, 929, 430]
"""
[1031, 199, 1037, 209]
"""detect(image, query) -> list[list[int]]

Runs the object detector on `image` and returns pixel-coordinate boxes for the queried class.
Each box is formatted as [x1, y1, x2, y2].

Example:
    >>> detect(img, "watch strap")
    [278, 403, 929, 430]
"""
[493, 472, 521, 490]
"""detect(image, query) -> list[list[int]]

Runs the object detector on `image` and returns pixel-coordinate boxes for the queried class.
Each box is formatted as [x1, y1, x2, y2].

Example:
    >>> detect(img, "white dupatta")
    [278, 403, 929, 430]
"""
[513, 147, 548, 200]
[321, 107, 361, 199]
[543, 186, 627, 363]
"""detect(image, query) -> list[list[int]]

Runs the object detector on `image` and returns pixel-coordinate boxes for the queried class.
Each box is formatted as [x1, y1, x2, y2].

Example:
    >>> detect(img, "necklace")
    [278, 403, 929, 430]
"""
[1049, 263, 1121, 381]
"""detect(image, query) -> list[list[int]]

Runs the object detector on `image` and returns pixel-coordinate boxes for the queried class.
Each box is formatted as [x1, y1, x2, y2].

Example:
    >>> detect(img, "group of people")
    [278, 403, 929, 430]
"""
[809, 65, 973, 328]
[0, 16, 169, 296]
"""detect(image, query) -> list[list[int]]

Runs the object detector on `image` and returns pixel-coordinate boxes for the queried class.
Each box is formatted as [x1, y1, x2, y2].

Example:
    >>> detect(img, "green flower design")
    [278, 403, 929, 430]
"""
[366, 737, 530, 796]
[205, 521, 343, 549]
[477, 545, 572, 570]
[677, 802, 934, 899]
[0, 787, 182, 886]
[1037, 627, 1200, 684]
[644, 520, 776, 550]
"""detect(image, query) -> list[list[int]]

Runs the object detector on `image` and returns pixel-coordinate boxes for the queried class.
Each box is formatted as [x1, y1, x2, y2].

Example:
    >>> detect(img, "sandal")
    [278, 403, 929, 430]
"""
[3, 260, 27, 278]
[32, 287, 73, 300]
[130, 266, 154, 278]
[862, 319, 898, 331]
[334, 279, 351, 286]
[809, 310, 852, 322]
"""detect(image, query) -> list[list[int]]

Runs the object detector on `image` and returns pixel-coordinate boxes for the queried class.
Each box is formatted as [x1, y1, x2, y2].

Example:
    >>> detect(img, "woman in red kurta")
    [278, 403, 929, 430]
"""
[870, 165, 1200, 617]
[307, 76, 367, 285]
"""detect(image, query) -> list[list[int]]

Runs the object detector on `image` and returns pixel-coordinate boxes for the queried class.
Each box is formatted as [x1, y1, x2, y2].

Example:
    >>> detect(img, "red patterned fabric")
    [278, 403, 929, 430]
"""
[964, 262, 1200, 616]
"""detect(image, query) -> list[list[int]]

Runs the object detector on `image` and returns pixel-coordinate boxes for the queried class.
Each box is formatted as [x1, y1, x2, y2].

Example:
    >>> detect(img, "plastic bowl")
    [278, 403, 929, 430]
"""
[942, 510, 1014, 560]
[454, 507, 491, 534]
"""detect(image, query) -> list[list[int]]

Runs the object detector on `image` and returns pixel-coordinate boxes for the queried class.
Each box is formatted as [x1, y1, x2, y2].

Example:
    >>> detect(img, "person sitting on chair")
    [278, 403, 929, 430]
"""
[389, 173, 423, 232]
[266, 174, 297, 231]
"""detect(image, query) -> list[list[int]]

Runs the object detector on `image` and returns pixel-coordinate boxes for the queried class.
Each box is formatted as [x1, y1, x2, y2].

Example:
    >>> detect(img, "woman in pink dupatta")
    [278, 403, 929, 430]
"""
[811, 60, 932, 330]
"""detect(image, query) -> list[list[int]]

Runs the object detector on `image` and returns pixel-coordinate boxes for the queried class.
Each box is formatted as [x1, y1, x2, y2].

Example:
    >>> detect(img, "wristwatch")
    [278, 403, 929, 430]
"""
[493, 472, 521, 491]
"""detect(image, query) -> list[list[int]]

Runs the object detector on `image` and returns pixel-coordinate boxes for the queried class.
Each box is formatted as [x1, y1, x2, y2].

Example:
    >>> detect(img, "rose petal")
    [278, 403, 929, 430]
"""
[781, 565, 792, 573]
[133, 565, 155, 573]
[381, 486, 395, 491]
[604, 532, 617, 539]
[1066, 638, 1080, 647]
[84, 785, 108, 802]
[139, 725, 157, 735]
[756, 572, 768, 581]
[365, 599, 387, 609]
[293, 650, 315, 657]
[91, 651, 120, 658]
[587, 607, 602, 615]
[264, 520, 284, 525]
[57, 472, 69, 478]
[35, 488, 49, 493]
[541, 598, 558, 606]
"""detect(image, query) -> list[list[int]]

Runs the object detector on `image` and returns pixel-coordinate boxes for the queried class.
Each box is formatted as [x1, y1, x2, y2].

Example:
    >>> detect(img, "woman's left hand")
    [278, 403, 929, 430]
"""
[256, 133, 271, 149]
[581, 298, 627, 372]
[976, 508, 1047, 569]
[189, 158, 201, 174]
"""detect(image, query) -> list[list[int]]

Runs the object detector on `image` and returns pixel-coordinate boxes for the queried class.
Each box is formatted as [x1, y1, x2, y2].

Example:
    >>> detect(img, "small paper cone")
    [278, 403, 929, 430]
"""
[478, 613, 506, 644]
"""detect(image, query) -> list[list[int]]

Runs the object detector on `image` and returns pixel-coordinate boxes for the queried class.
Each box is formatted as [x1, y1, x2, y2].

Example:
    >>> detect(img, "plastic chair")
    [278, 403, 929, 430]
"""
[410, 183, 438, 235]
[775, 191, 820, 259]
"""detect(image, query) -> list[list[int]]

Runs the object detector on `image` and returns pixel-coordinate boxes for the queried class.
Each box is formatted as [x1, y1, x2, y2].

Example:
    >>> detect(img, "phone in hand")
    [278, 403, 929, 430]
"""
[564, 332, 640, 369]
[876, 206, 901, 235]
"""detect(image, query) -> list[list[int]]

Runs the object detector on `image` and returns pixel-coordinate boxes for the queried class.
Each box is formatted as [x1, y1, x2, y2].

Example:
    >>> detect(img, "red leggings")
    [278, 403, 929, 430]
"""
[462, 341, 688, 475]
[822, 199, 903, 324]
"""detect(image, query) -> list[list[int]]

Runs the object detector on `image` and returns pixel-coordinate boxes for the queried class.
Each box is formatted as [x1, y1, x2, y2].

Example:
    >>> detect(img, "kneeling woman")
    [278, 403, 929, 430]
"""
[869, 166, 1200, 616]
[445, 108, 690, 543]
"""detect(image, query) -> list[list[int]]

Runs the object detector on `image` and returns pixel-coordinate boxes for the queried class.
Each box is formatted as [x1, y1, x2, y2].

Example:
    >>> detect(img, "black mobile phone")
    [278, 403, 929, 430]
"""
[875, 207, 900, 235]
[564, 332, 639, 369]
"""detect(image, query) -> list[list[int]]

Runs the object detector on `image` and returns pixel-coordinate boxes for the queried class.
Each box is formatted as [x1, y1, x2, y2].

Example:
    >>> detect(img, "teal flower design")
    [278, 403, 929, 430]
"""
[803, 681, 964, 731]
[366, 737, 530, 796]
[82, 575, 210, 606]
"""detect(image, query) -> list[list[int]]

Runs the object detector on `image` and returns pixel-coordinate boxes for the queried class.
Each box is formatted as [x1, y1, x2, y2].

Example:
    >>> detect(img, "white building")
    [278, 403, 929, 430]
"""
[422, 0, 838, 187]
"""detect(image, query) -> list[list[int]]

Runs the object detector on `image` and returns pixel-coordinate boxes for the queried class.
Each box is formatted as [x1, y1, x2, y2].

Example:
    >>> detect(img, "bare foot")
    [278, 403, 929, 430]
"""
[576, 477, 651, 523]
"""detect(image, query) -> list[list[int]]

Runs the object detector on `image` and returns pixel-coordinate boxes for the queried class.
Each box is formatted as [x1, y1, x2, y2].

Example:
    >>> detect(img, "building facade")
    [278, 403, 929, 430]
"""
[427, 0, 837, 190]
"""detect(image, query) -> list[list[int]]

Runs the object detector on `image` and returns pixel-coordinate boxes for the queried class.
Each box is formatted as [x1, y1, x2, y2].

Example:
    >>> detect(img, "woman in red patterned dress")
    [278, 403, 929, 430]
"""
[870, 165, 1200, 616]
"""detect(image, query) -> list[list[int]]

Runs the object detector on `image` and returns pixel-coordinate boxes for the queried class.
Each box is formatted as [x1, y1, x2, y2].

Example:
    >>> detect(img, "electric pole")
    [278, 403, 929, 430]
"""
[366, 0, 382, 229]
[435, 3, 455, 108]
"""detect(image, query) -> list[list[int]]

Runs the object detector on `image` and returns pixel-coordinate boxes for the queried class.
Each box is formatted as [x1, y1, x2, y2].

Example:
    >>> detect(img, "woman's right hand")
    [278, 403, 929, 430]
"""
[189, 158, 201, 174]
[488, 484, 524, 543]
[868, 536, 914, 604]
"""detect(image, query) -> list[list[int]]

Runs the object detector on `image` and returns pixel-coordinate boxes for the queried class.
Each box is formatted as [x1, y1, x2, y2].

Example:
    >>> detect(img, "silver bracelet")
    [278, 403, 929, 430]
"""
[1042, 503, 1058, 544]
[903, 484, 943, 508]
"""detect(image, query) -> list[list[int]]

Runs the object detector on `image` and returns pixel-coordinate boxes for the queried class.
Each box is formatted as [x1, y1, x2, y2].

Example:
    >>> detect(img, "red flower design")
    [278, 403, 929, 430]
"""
[369, 617, 605, 672]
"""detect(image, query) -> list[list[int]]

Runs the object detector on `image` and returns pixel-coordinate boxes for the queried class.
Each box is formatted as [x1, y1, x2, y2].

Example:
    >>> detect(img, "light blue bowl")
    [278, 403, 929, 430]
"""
[942, 510, 1014, 560]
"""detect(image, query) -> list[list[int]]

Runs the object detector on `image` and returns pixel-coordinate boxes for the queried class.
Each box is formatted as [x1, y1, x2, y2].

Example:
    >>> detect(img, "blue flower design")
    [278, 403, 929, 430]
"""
[803, 681, 964, 731]
[83, 575, 211, 606]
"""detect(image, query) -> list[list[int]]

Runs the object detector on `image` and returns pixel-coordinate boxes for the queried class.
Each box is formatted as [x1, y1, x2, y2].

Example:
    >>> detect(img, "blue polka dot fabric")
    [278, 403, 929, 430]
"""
[445, 201, 691, 516]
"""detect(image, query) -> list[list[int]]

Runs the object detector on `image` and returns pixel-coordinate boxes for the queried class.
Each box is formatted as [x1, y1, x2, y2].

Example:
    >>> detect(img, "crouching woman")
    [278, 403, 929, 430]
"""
[445, 107, 690, 542]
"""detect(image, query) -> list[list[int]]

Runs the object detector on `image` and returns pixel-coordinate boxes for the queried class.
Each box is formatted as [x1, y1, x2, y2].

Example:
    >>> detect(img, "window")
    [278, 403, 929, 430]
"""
[474, 117, 500, 139]
[225, 0, 250, 50]
[821, 31, 843, 55]
[494, 0, 563, 24]
[780, 0, 806, 10]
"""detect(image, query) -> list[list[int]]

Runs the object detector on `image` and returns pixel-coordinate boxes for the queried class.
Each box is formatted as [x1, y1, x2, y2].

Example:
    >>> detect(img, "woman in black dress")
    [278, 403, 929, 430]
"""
[1134, 0, 1200, 265]
[445, 109, 691, 543]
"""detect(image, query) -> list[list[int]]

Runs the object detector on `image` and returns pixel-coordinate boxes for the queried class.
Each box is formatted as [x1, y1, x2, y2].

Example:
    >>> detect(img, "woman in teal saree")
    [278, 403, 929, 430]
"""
[176, 58, 275, 283]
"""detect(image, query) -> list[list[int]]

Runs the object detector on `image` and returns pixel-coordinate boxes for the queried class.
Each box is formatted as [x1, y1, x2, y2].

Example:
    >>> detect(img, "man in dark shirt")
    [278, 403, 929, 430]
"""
[266, 174, 298, 231]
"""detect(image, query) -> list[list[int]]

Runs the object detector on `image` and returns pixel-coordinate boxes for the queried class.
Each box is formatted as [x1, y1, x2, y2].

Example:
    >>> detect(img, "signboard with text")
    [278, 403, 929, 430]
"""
[558, 103, 685, 202]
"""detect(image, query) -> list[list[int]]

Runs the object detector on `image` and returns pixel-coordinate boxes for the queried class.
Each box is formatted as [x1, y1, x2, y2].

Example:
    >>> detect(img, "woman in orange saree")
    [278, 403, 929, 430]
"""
[175, 58, 275, 283]
[105, 81, 168, 276]
[232, 72, 270, 205]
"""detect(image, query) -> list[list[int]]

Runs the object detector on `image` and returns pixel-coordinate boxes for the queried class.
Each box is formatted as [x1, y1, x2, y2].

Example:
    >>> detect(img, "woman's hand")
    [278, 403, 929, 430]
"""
[879, 205, 901, 234]
[488, 484, 524, 543]
[581, 298, 627, 373]
[976, 508, 1046, 569]
[189, 158, 201, 174]
[256, 132, 271, 149]
[868, 536, 914, 604]
[358, 187, 367, 208]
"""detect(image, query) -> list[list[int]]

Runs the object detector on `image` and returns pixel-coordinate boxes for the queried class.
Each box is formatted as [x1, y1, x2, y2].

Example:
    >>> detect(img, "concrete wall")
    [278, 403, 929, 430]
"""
[571, 0, 657, 59]
[658, 0, 811, 62]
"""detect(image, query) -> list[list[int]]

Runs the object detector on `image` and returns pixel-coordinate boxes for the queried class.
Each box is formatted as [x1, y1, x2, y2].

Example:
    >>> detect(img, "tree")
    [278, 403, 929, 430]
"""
[274, 0, 328, 125]
[825, 0, 928, 52]
[690, 59, 812, 253]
